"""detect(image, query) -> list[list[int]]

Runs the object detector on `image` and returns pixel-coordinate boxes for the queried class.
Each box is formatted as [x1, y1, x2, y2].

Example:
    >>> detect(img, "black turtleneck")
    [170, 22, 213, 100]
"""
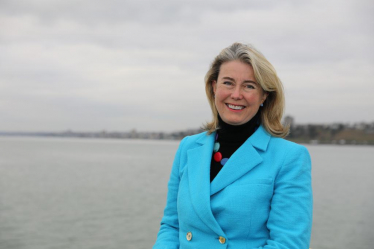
[210, 111, 261, 182]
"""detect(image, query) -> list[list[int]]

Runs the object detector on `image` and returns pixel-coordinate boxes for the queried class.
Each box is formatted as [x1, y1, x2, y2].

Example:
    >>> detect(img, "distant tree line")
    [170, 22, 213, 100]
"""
[1, 117, 373, 145]
[284, 116, 374, 145]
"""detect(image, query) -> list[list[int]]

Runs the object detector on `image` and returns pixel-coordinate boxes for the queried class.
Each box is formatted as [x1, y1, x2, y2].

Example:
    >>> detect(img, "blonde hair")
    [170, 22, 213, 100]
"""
[204, 42, 289, 138]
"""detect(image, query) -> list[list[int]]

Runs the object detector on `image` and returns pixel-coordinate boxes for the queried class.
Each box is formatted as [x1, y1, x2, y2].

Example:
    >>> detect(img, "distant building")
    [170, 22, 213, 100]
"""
[283, 115, 294, 128]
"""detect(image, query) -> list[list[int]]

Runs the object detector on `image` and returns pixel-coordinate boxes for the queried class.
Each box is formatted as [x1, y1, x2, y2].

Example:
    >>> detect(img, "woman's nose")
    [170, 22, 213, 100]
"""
[231, 86, 243, 100]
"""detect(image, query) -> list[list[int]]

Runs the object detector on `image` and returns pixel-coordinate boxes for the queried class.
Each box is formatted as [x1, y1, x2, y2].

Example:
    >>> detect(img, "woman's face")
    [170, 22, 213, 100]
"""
[212, 60, 267, 126]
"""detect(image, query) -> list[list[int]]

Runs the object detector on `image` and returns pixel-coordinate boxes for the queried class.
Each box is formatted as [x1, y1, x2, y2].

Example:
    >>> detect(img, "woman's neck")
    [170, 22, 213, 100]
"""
[217, 112, 260, 143]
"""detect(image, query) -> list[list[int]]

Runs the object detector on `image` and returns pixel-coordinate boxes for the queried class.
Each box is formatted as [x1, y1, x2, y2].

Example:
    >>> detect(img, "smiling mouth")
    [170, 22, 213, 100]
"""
[226, 104, 245, 110]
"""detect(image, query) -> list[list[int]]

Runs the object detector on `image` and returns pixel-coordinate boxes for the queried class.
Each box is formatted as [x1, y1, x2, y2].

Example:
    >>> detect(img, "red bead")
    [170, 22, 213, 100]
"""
[213, 152, 222, 162]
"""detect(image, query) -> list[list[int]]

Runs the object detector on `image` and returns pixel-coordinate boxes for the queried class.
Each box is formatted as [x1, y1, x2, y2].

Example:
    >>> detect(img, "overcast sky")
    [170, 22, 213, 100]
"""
[1, 0, 373, 132]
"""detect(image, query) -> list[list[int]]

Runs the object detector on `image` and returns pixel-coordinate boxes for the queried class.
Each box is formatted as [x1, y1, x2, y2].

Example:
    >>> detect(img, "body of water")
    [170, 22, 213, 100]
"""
[0, 137, 373, 249]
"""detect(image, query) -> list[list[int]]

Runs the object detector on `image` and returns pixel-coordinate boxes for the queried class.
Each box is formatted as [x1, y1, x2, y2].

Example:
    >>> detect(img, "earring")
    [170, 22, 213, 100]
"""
[260, 103, 263, 107]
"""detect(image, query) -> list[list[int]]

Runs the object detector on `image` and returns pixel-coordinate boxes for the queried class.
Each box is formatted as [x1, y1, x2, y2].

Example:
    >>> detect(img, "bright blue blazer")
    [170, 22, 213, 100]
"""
[154, 125, 313, 249]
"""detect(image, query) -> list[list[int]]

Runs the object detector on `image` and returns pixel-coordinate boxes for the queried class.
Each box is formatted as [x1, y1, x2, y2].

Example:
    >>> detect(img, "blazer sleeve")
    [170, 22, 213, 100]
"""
[258, 145, 313, 249]
[153, 137, 187, 249]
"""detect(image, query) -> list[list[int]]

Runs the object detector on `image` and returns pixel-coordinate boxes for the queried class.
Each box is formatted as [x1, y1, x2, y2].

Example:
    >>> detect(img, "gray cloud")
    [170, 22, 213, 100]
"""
[0, 0, 283, 25]
[0, 0, 373, 131]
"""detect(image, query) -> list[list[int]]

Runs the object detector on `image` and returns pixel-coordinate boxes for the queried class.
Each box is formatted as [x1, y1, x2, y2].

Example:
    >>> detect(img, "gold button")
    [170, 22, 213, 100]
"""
[186, 232, 192, 241]
[219, 236, 226, 244]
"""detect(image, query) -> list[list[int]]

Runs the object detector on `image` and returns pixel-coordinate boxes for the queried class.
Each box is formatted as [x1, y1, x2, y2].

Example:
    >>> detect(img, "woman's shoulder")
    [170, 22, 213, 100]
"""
[173, 131, 212, 163]
[270, 136, 309, 156]
[251, 125, 308, 153]
[268, 136, 311, 166]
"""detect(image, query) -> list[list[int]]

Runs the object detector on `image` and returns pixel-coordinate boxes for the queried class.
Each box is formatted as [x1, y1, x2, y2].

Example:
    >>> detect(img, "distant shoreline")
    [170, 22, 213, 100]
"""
[1, 121, 373, 146]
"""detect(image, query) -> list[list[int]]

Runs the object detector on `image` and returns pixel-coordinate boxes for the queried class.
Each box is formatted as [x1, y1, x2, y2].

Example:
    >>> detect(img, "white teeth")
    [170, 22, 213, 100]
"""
[227, 104, 244, 110]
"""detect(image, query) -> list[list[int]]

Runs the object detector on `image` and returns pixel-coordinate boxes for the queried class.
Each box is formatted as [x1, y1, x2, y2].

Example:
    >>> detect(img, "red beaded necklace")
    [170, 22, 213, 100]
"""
[213, 133, 229, 166]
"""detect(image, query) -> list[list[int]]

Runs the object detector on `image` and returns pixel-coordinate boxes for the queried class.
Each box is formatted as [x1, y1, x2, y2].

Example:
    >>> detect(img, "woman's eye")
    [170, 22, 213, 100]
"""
[245, 84, 255, 89]
[223, 81, 233, 86]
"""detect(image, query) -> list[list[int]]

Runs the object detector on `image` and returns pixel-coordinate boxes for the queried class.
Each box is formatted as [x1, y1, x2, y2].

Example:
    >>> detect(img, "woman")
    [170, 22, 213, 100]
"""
[153, 43, 313, 249]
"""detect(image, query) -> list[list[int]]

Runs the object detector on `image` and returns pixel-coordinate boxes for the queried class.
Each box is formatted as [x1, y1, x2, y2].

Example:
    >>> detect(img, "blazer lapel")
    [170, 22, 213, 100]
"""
[187, 132, 225, 236]
[210, 125, 271, 196]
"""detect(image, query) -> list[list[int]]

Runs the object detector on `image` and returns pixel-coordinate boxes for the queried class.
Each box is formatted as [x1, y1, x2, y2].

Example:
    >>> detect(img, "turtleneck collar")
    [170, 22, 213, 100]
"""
[217, 111, 261, 143]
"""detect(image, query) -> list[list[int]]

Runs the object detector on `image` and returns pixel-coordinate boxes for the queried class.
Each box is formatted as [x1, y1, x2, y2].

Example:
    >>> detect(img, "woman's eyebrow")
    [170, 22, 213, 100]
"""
[222, 76, 257, 84]
[222, 76, 235, 81]
[243, 80, 257, 84]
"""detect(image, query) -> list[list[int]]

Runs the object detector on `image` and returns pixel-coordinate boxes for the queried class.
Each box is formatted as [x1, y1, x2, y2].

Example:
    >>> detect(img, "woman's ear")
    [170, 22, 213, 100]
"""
[212, 80, 217, 94]
[262, 91, 268, 104]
